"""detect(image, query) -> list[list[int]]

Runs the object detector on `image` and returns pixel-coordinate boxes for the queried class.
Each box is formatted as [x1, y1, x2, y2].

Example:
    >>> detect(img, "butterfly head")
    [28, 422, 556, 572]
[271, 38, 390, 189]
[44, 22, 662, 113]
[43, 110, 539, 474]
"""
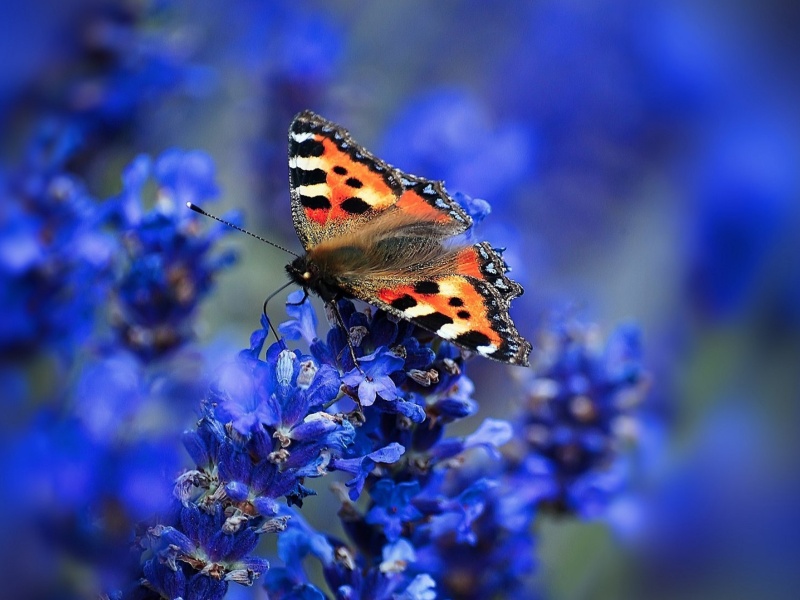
[286, 255, 339, 302]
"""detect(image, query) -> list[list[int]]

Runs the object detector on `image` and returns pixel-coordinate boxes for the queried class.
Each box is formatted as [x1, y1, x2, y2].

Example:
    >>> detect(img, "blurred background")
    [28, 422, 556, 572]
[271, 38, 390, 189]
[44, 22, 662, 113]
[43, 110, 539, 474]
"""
[2, 0, 800, 598]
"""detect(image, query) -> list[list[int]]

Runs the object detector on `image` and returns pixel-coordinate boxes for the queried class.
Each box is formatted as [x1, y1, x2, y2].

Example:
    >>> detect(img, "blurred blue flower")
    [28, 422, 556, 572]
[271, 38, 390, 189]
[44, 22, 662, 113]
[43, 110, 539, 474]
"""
[0, 141, 242, 598]
[510, 319, 650, 517]
[154, 149, 221, 207]
[1, 1, 211, 169]
[412, 474, 541, 600]
[634, 404, 800, 599]
[381, 88, 535, 203]
[0, 136, 116, 364]
[686, 121, 797, 320]
[109, 149, 236, 359]
[452, 191, 491, 225]
[262, 524, 331, 599]
[240, 4, 345, 232]
[632, 2, 732, 118]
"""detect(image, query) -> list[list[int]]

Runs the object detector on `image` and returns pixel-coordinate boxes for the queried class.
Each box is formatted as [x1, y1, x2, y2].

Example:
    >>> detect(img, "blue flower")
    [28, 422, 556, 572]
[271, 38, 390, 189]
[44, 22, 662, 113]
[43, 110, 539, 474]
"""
[395, 574, 436, 600]
[147, 317, 360, 597]
[406, 456, 543, 599]
[380, 88, 535, 203]
[419, 479, 498, 545]
[425, 372, 478, 423]
[331, 443, 406, 501]
[278, 290, 320, 344]
[427, 418, 513, 463]
[311, 299, 419, 374]
[263, 516, 333, 599]
[365, 480, 424, 542]
[154, 149, 220, 207]
[141, 503, 270, 597]
[379, 538, 417, 573]
[452, 191, 491, 225]
[342, 348, 405, 406]
[214, 323, 343, 443]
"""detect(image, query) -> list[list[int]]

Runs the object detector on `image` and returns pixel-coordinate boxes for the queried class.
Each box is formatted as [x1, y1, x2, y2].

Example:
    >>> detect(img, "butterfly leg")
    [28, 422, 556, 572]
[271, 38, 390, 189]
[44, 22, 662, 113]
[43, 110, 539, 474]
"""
[327, 300, 364, 375]
[260, 280, 297, 344]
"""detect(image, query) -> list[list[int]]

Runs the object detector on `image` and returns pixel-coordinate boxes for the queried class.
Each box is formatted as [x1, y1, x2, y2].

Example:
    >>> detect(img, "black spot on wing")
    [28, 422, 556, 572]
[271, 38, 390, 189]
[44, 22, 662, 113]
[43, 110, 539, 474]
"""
[413, 281, 440, 295]
[457, 310, 471, 320]
[345, 177, 363, 189]
[294, 168, 328, 186]
[340, 197, 371, 214]
[416, 312, 453, 332]
[333, 166, 348, 175]
[455, 330, 492, 349]
[448, 297, 464, 307]
[291, 139, 324, 158]
[390, 295, 417, 311]
[300, 195, 331, 210]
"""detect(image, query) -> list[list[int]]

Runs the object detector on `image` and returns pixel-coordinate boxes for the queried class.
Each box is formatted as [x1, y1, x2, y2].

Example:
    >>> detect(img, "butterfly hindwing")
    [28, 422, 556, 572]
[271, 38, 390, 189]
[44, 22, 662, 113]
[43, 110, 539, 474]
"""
[337, 243, 531, 365]
[289, 111, 471, 250]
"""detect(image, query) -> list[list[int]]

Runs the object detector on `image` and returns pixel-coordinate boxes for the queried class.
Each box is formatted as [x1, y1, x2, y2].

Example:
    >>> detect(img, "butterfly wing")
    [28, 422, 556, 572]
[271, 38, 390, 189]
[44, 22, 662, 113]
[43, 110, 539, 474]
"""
[289, 110, 471, 251]
[340, 243, 532, 366]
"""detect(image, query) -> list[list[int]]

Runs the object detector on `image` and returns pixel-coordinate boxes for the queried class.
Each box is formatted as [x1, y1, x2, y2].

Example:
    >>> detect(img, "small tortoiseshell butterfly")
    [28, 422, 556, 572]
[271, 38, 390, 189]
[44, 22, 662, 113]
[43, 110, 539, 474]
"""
[284, 110, 531, 366]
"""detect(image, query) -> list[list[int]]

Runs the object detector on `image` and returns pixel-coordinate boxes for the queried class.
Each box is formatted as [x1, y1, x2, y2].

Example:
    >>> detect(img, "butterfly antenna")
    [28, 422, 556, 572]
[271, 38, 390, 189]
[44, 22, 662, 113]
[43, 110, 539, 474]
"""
[186, 202, 299, 257]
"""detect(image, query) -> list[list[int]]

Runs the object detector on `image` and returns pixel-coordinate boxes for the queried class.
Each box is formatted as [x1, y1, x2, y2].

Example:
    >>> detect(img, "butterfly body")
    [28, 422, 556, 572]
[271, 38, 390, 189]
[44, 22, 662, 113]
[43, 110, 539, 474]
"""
[287, 111, 532, 366]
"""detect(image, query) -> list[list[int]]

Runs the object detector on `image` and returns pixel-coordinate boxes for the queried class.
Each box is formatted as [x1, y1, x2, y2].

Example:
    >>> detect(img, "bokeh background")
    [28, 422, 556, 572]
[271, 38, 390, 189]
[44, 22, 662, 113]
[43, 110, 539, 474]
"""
[3, 1, 800, 599]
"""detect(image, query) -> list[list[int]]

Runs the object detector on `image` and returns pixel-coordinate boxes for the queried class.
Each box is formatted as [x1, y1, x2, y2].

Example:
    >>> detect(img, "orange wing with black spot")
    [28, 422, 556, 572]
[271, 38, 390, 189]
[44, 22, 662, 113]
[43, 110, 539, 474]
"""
[288, 110, 471, 250]
[367, 243, 530, 365]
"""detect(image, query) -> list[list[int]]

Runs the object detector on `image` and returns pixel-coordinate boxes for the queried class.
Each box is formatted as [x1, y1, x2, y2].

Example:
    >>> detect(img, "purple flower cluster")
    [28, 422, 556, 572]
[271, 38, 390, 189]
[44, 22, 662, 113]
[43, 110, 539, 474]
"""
[2, 1, 209, 172]
[508, 320, 650, 518]
[135, 296, 644, 600]
[0, 130, 116, 368]
[0, 148, 236, 598]
[108, 149, 236, 359]
[259, 297, 515, 599]
[123, 320, 346, 599]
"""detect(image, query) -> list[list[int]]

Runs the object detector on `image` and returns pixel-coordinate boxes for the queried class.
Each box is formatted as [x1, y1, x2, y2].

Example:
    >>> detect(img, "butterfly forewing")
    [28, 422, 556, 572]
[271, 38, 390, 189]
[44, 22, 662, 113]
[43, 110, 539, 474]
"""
[289, 111, 471, 249]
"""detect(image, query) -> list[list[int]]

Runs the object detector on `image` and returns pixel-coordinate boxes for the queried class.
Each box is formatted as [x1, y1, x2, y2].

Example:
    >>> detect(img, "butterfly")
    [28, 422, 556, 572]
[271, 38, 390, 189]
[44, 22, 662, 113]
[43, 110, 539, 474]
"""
[285, 110, 531, 366]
